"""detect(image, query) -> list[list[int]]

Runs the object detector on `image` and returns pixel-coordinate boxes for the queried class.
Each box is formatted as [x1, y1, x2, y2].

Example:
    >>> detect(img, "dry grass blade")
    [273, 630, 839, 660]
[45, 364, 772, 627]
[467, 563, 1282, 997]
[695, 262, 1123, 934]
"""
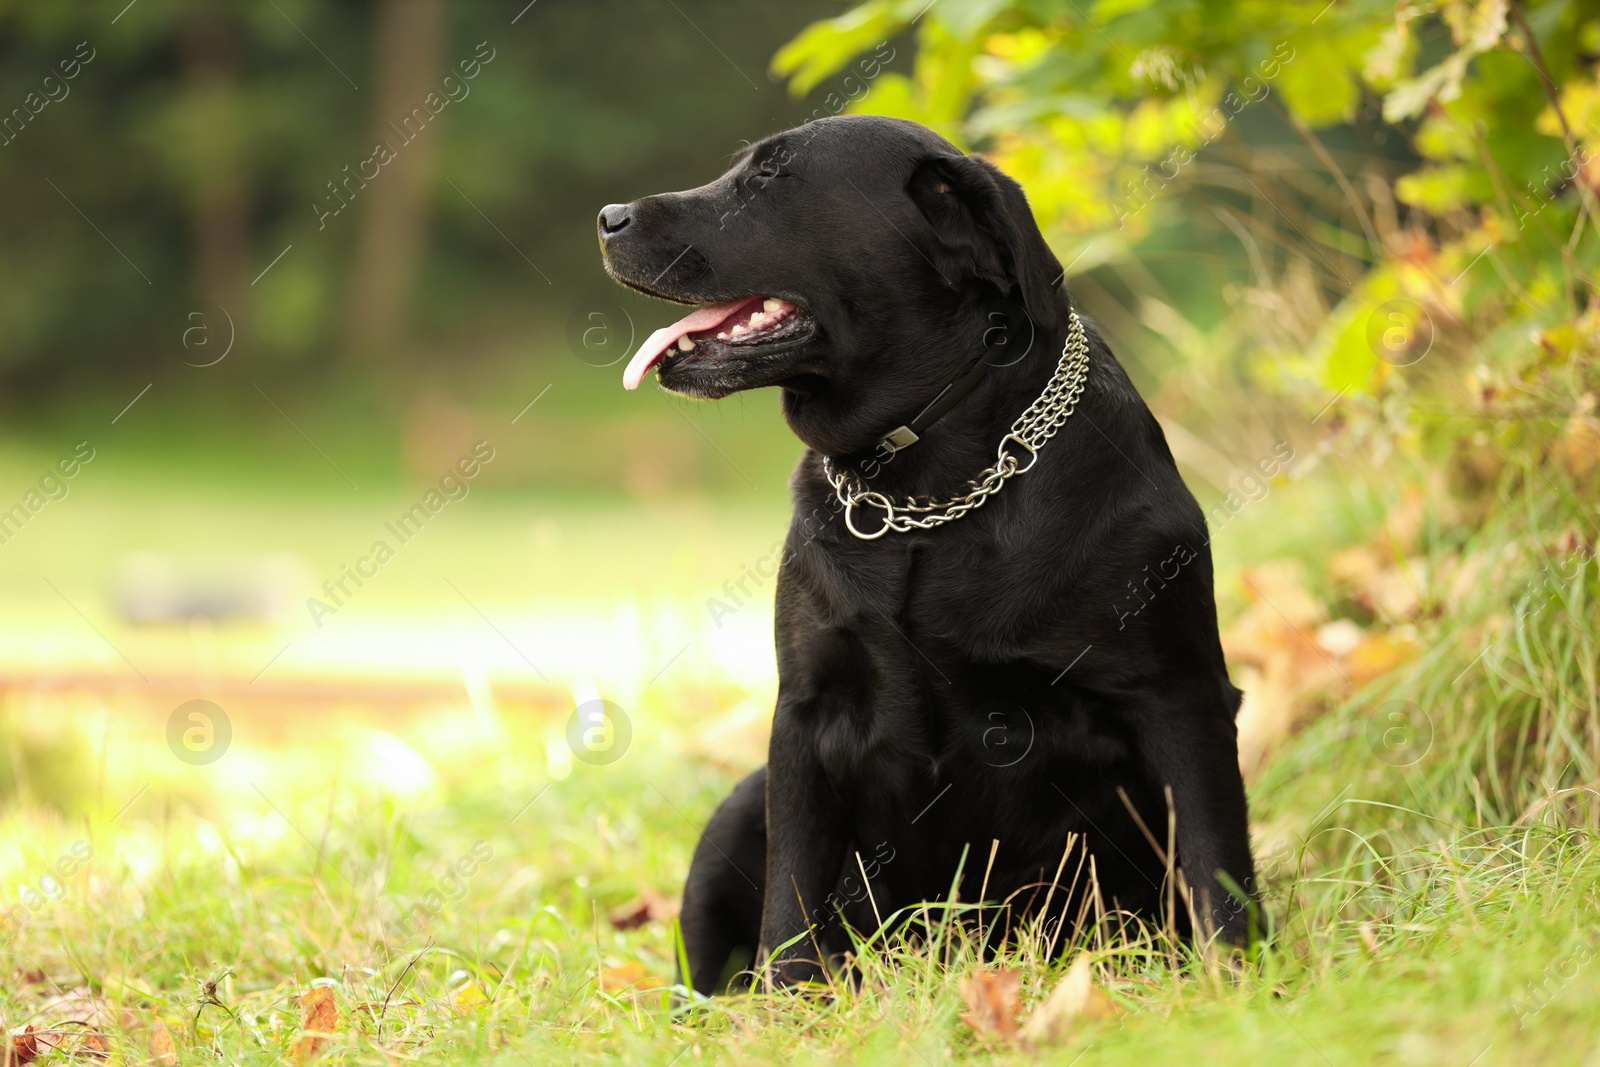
[957, 967, 1021, 1043]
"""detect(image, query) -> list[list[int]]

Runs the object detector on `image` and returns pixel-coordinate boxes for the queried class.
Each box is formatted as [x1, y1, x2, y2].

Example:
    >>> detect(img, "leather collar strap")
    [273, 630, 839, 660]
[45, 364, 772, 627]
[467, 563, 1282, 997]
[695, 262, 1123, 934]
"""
[876, 343, 1003, 454]
[824, 310, 1090, 539]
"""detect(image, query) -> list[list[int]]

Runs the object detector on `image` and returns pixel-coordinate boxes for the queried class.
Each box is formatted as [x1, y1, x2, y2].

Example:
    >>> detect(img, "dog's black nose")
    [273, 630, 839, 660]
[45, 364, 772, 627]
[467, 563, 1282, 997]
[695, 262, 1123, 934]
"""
[597, 203, 632, 237]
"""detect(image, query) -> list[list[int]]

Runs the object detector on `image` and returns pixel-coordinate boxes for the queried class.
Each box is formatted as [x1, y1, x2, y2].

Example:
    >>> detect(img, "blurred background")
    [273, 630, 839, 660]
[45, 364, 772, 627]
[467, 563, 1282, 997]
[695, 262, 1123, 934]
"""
[0, 0, 851, 787]
[1, 1, 1598, 1060]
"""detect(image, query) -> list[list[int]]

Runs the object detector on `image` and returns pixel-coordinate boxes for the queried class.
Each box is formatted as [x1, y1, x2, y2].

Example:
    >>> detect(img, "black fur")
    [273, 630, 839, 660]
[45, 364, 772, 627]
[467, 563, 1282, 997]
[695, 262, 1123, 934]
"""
[599, 115, 1256, 993]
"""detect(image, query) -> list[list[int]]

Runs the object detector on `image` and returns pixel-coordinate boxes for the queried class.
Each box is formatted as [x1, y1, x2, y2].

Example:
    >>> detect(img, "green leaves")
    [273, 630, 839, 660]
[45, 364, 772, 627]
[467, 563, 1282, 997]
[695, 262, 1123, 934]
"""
[774, 0, 1600, 482]
[937, 0, 1013, 38]
[1396, 164, 1495, 214]
[1274, 33, 1363, 125]
[771, 0, 907, 96]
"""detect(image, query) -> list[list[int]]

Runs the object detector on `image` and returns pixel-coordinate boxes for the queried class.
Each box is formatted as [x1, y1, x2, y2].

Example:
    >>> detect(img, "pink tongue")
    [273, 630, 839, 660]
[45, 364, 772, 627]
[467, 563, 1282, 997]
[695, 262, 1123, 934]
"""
[622, 297, 758, 390]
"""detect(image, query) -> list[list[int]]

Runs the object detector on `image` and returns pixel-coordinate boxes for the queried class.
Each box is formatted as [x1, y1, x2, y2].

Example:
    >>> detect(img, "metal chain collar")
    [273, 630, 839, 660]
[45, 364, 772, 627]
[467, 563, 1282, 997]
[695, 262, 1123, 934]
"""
[823, 310, 1090, 540]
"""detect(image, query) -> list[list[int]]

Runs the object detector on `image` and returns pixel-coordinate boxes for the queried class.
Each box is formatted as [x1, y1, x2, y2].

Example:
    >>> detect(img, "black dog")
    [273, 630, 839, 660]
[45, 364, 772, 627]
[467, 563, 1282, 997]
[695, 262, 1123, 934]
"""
[599, 116, 1255, 993]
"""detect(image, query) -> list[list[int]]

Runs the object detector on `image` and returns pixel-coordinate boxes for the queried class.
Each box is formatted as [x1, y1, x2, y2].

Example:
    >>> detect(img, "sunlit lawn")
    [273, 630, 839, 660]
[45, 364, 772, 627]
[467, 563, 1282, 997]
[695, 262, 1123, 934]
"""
[2, 434, 1598, 1065]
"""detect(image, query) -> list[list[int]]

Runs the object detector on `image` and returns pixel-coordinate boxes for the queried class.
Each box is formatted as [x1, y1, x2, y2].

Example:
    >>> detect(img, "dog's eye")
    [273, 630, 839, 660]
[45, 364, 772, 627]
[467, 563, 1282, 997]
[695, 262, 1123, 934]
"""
[756, 157, 782, 178]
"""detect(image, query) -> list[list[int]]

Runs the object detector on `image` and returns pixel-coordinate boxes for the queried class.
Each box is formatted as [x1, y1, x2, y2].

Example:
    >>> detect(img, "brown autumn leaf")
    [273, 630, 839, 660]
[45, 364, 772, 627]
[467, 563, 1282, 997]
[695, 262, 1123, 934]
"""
[148, 1018, 178, 1066]
[608, 888, 680, 930]
[78, 1032, 110, 1060]
[1548, 525, 1590, 562]
[1328, 543, 1426, 623]
[1227, 561, 1343, 776]
[1447, 438, 1504, 500]
[294, 986, 340, 1062]
[598, 960, 664, 992]
[1020, 954, 1118, 1045]
[1373, 486, 1426, 558]
[1237, 560, 1324, 629]
[1233, 662, 1304, 779]
[1559, 407, 1600, 482]
[1345, 631, 1421, 685]
[1327, 544, 1385, 599]
[8, 1026, 41, 1065]
[957, 967, 1022, 1043]
[1371, 565, 1424, 623]
[1440, 550, 1494, 614]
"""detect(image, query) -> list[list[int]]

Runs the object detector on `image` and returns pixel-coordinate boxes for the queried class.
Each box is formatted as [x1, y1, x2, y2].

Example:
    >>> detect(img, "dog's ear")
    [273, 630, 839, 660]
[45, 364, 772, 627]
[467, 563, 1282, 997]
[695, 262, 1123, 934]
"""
[907, 154, 1064, 334]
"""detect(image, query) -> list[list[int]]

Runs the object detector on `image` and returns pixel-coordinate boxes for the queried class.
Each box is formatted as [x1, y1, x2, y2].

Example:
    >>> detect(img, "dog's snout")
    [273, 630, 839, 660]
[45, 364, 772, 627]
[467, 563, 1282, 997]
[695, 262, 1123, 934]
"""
[597, 203, 632, 238]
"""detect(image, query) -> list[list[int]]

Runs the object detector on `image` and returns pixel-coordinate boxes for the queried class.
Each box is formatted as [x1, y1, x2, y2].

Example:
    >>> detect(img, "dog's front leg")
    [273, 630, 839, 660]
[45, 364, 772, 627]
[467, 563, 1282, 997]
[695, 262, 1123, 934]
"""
[1133, 690, 1258, 944]
[757, 691, 850, 988]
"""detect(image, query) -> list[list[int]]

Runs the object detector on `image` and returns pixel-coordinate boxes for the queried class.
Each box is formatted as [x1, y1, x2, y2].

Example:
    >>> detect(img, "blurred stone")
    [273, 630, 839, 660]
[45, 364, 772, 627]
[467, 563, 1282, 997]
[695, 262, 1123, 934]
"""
[113, 552, 314, 624]
[1316, 618, 1364, 657]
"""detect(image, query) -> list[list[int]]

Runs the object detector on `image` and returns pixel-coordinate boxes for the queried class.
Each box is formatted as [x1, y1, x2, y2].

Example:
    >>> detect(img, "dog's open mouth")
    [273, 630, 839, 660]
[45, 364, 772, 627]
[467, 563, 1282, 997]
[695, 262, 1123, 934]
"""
[622, 296, 811, 390]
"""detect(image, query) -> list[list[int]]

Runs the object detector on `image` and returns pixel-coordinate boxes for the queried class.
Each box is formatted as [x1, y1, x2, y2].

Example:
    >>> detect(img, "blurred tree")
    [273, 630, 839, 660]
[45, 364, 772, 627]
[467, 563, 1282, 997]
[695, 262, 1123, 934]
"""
[340, 0, 446, 363]
[178, 1, 252, 356]
[0, 0, 836, 402]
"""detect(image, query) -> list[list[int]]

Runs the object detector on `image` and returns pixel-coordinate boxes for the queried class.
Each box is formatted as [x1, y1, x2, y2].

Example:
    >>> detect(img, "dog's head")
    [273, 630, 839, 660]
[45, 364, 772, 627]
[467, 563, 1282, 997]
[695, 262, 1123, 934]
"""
[599, 115, 1065, 451]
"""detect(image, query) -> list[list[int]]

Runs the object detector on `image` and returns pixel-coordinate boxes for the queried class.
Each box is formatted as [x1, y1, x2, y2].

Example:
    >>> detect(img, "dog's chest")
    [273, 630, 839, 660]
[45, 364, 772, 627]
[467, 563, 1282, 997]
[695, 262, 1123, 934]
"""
[790, 534, 1119, 787]
[815, 529, 1077, 658]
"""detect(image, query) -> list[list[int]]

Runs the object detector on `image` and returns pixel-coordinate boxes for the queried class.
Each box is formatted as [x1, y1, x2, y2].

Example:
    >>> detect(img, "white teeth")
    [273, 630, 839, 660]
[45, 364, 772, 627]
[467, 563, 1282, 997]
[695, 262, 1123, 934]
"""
[746, 312, 770, 330]
[763, 298, 783, 312]
[730, 324, 747, 337]
[716, 331, 729, 339]
[677, 336, 695, 351]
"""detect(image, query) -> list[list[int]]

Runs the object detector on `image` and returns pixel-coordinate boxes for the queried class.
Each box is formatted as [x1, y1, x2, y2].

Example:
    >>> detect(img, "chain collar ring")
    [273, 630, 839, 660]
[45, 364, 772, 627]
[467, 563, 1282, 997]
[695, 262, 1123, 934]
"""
[823, 310, 1089, 540]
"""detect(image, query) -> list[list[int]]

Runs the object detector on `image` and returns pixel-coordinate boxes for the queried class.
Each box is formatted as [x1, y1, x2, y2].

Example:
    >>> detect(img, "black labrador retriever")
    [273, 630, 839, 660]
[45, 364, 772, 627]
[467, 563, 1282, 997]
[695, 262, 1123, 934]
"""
[598, 115, 1256, 993]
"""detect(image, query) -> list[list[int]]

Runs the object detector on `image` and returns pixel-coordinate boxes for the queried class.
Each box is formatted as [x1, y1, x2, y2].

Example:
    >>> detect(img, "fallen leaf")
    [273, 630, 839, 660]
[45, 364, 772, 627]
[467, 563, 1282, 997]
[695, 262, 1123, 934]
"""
[451, 983, 490, 1013]
[1227, 562, 1342, 778]
[294, 986, 340, 1061]
[1329, 541, 1427, 622]
[958, 967, 1021, 1043]
[1327, 545, 1385, 598]
[598, 960, 663, 992]
[608, 888, 680, 930]
[1238, 561, 1323, 628]
[1548, 526, 1590, 561]
[1233, 664, 1300, 779]
[1441, 550, 1494, 613]
[1374, 486, 1426, 557]
[1559, 408, 1600, 482]
[1447, 439, 1503, 500]
[1021, 955, 1118, 1045]
[79, 1032, 110, 1060]
[8, 1026, 41, 1065]
[1370, 565, 1423, 622]
[148, 1019, 178, 1066]
[1346, 631, 1421, 684]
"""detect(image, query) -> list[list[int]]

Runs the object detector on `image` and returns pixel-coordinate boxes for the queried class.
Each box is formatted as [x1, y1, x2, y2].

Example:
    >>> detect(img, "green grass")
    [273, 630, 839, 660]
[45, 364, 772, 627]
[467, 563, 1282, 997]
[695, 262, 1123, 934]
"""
[1, 436, 1598, 1065]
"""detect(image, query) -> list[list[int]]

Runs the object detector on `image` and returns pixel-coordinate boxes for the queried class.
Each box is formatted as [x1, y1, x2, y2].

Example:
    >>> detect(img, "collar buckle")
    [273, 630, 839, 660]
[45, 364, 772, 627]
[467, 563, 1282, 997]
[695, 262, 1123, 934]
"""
[878, 425, 921, 453]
